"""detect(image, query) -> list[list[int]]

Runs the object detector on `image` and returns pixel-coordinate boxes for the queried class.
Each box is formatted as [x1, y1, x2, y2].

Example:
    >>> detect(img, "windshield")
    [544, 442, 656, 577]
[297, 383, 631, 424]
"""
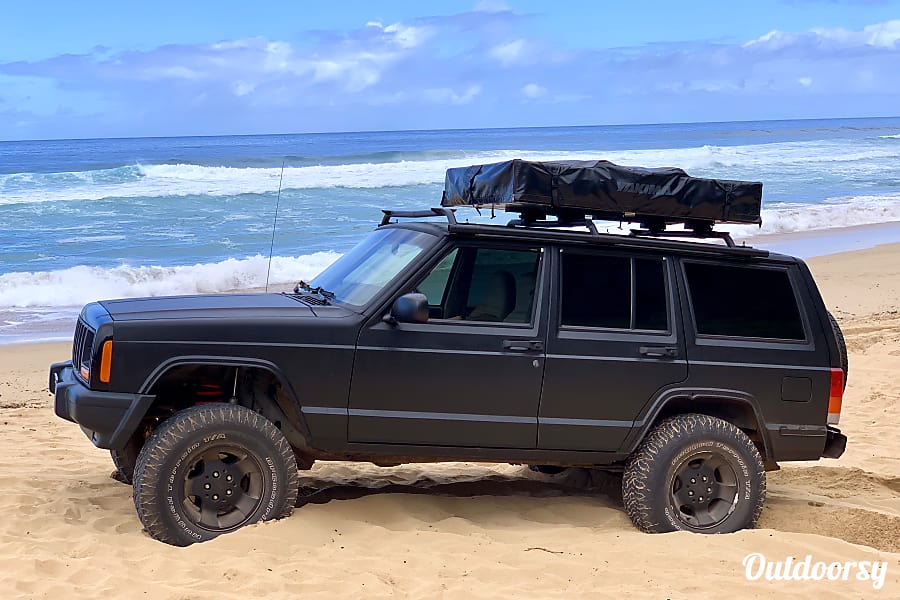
[309, 228, 435, 308]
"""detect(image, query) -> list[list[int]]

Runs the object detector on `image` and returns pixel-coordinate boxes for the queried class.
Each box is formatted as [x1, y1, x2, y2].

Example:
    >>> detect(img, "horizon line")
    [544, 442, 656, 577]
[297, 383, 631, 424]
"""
[3, 114, 899, 144]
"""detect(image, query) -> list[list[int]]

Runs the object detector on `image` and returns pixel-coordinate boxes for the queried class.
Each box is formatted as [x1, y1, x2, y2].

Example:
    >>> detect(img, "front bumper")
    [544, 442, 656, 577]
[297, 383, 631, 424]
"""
[822, 426, 847, 459]
[49, 360, 154, 449]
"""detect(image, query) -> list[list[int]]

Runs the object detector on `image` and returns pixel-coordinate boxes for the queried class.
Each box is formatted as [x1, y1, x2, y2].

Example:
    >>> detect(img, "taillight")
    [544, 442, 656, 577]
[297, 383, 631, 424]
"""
[828, 368, 844, 425]
[99, 340, 113, 383]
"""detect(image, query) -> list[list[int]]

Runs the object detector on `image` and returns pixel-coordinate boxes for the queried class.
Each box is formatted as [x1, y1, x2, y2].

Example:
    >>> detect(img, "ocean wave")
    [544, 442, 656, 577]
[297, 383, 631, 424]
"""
[879, 133, 900, 139]
[2, 138, 899, 205]
[0, 252, 340, 308]
[4, 194, 900, 310]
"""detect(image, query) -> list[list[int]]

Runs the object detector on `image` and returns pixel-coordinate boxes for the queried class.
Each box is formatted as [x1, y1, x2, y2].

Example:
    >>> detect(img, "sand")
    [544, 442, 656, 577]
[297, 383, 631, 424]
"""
[2, 244, 899, 598]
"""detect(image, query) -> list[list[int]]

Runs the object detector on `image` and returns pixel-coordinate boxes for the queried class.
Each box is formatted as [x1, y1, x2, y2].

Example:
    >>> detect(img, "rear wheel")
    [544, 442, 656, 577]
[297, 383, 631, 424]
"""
[132, 404, 298, 546]
[622, 414, 765, 534]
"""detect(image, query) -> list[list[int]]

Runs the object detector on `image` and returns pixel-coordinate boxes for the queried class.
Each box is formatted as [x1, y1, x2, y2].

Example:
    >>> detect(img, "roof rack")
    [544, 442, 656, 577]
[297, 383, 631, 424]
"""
[380, 207, 457, 227]
[629, 228, 736, 248]
[381, 207, 745, 248]
[379, 207, 766, 257]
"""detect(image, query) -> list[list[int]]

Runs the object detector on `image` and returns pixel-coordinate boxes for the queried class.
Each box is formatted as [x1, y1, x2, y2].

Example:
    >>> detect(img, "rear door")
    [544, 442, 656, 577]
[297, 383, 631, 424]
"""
[538, 247, 688, 451]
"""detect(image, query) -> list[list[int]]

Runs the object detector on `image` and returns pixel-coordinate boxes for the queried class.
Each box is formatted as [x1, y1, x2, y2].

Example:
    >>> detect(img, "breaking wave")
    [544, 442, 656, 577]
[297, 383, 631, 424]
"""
[0, 252, 340, 308]
[2, 138, 899, 205]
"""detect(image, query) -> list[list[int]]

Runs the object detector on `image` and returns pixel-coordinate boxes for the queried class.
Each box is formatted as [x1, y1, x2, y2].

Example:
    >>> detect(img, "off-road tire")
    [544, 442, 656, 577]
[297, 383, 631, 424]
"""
[622, 414, 765, 534]
[132, 404, 298, 546]
[827, 311, 848, 389]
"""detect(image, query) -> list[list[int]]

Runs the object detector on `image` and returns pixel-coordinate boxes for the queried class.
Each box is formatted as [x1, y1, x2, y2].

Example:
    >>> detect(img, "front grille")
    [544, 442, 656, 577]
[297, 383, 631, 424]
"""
[72, 319, 95, 382]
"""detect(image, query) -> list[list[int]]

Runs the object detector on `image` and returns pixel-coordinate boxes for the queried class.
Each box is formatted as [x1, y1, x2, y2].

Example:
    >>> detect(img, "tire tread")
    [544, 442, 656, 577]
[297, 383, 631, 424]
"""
[622, 413, 765, 534]
[132, 404, 298, 546]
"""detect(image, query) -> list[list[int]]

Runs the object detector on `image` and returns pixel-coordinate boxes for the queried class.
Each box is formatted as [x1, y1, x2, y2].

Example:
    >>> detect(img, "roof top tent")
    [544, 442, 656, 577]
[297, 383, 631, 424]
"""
[441, 159, 763, 240]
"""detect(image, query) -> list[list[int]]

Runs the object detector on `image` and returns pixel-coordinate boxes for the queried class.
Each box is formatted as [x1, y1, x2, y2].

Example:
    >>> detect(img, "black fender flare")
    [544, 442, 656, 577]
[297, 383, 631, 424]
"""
[138, 355, 311, 442]
[620, 387, 771, 459]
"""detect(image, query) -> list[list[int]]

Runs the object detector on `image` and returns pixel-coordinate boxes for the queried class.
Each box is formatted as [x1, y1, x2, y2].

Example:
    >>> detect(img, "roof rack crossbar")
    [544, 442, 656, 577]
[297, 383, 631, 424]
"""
[381, 208, 457, 227]
[505, 216, 602, 237]
[629, 228, 737, 248]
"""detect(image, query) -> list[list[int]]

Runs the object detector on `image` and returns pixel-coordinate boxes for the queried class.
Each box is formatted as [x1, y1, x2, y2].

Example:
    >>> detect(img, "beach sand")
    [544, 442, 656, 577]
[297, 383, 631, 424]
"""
[1, 244, 899, 598]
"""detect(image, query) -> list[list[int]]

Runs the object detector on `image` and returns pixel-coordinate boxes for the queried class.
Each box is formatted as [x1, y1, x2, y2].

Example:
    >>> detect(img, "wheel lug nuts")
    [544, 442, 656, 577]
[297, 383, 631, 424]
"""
[702, 476, 708, 482]
[688, 490, 694, 496]
[690, 478, 696, 484]
[212, 494, 219, 501]
[226, 489, 232, 496]
[213, 472, 220, 478]
[204, 483, 211, 490]
[707, 487, 712, 493]
[698, 496, 704, 502]
[226, 475, 233, 482]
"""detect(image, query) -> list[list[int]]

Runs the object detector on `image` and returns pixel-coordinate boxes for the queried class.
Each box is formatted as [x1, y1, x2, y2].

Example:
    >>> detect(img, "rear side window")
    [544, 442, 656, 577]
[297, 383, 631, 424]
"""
[684, 262, 805, 340]
[560, 252, 669, 331]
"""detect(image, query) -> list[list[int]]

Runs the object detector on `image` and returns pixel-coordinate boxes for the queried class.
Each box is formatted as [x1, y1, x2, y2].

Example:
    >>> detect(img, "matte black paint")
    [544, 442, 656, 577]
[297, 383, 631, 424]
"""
[52, 219, 844, 465]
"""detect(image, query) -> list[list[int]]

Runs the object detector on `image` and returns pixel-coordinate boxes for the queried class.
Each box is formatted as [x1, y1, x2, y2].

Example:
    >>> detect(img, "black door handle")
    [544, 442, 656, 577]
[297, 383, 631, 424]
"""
[640, 346, 677, 358]
[503, 340, 544, 352]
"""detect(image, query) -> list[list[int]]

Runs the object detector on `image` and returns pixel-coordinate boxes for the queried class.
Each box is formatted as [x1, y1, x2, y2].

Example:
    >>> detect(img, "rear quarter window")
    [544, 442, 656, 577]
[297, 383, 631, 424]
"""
[684, 262, 805, 341]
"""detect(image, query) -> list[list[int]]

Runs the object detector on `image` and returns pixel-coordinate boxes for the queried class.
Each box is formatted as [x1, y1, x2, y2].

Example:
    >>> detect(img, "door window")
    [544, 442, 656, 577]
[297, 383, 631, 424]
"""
[415, 246, 541, 324]
[560, 252, 669, 331]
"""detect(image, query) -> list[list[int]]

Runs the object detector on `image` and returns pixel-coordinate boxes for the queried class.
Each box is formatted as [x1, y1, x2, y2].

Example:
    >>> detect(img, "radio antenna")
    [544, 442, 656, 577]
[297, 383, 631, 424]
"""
[265, 160, 286, 293]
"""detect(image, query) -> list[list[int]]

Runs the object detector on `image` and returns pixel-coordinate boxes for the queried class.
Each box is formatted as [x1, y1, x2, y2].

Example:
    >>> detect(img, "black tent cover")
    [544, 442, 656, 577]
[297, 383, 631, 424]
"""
[441, 159, 762, 225]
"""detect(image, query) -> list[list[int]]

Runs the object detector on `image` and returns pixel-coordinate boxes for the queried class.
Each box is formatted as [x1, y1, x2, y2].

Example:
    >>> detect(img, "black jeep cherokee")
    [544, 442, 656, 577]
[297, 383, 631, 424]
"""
[50, 160, 848, 546]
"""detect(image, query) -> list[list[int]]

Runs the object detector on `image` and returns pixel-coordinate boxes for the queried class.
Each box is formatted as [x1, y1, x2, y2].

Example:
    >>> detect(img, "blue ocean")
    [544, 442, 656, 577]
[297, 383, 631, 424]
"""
[3, 117, 900, 342]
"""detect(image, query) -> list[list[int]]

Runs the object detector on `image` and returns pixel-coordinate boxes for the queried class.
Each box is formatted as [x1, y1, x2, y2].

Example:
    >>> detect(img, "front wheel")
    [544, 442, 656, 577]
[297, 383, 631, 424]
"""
[622, 414, 765, 534]
[132, 404, 299, 546]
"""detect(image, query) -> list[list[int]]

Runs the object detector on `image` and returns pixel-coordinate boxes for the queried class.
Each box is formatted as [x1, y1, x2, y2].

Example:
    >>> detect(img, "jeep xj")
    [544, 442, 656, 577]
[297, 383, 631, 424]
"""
[50, 160, 848, 546]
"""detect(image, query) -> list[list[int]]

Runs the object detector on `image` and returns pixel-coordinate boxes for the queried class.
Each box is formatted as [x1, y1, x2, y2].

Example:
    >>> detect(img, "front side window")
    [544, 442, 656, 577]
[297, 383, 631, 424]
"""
[415, 246, 541, 324]
[560, 252, 669, 331]
[309, 228, 435, 308]
[684, 262, 805, 340]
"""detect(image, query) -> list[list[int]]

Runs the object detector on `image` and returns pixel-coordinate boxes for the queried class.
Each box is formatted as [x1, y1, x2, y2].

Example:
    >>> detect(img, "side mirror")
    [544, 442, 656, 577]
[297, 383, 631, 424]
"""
[386, 293, 429, 324]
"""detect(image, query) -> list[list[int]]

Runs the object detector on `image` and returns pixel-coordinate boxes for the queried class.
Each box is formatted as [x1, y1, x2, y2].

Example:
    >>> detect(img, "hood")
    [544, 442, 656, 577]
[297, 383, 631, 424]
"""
[99, 293, 336, 321]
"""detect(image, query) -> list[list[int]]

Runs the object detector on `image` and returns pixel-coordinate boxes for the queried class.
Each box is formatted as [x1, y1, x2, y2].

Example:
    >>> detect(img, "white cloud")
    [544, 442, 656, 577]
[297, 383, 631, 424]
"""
[521, 83, 546, 98]
[745, 19, 900, 50]
[424, 84, 482, 104]
[383, 23, 433, 49]
[490, 39, 526, 66]
[743, 30, 792, 50]
[798, 77, 813, 88]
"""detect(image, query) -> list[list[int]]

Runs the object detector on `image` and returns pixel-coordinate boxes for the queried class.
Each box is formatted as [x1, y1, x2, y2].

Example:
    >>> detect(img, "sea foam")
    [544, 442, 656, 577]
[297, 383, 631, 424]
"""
[0, 252, 340, 308]
[3, 194, 900, 311]
[2, 138, 899, 205]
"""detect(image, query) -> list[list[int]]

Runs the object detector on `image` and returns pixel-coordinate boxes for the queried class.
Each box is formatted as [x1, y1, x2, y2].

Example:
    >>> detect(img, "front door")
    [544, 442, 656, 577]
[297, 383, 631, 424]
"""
[349, 243, 547, 448]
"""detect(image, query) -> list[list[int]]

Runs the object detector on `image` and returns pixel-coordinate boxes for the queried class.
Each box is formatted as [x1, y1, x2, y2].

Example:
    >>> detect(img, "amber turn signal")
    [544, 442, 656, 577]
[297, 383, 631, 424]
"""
[99, 340, 113, 383]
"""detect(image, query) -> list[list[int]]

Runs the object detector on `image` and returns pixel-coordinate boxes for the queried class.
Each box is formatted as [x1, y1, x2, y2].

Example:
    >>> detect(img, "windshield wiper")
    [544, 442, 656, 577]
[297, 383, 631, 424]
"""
[293, 281, 335, 302]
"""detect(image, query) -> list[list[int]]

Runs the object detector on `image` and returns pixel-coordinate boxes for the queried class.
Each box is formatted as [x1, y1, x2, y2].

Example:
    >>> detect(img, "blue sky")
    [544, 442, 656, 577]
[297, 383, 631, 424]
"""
[1, 0, 899, 140]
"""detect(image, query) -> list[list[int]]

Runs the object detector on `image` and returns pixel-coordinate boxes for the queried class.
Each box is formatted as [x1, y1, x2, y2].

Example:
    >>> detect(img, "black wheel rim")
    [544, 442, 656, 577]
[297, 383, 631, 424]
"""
[668, 451, 739, 530]
[180, 445, 265, 532]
